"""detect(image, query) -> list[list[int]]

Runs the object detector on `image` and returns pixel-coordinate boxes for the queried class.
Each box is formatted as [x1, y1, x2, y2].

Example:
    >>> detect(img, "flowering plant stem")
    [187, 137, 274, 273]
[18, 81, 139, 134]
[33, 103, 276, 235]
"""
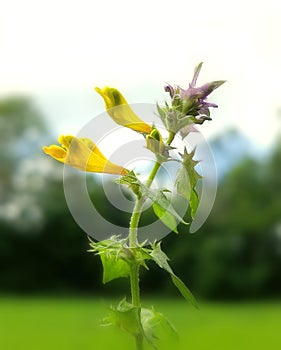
[128, 132, 175, 350]
[43, 64, 224, 350]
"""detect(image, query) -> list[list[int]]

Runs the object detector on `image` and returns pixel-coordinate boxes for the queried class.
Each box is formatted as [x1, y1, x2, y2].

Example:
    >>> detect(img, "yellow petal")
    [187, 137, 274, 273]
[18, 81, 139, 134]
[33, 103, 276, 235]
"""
[58, 135, 74, 150]
[79, 137, 105, 158]
[42, 145, 67, 163]
[95, 86, 152, 134]
[43, 135, 128, 175]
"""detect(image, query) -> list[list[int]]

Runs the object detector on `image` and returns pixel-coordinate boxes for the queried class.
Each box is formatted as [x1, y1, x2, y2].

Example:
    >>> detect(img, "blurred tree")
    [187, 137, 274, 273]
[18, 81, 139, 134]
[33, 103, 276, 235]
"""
[0, 97, 46, 175]
[0, 96, 101, 293]
[0, 96, 280, 299]
[0, 96, 47, 229]
[160, 141, 281, 299]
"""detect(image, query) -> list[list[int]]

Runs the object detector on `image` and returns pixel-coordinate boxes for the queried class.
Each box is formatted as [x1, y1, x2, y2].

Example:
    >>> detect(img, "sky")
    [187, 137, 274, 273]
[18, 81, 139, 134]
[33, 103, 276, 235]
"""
[1, 0, 281, 149]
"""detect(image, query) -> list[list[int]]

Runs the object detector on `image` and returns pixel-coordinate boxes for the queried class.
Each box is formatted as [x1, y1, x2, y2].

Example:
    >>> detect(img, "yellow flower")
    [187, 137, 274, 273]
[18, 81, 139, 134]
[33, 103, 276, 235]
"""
[43, 135, 129, 175]
[95, 86, 152, 134]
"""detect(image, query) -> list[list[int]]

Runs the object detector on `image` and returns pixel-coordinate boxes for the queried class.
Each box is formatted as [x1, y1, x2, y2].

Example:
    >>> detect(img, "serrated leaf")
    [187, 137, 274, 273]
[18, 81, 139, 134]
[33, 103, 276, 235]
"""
[89, 236, 132, 284]
[152, 202, 178, 233]
[174, 114, 194, 133]
[104, 302, 178, 349]
[150, 243, 198, 308]
[141, 307, 178, 349]
[176, 147, 201, 218]
[100, 252, 130, 284]
[150, 243, 173, 275]
[190, 188, 199, 219]
[141, 185, 188, 230]
[170, 274, 198, 308]
[105, 299, 142, 337]
[176, 165, 192, 199]
[115, 170, 141, 197]
[156, 103, 167, 127]
[89, 237, 154, 280]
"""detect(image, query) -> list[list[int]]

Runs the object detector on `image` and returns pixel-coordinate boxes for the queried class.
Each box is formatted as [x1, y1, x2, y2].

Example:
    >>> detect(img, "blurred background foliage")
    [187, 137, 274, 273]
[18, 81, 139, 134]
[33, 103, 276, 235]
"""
[0, 95, 280, 300]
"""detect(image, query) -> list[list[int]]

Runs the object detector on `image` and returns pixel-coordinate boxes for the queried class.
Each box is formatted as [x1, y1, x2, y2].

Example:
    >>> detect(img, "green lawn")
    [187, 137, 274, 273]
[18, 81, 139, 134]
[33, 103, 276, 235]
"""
[0, 297, 280, 350]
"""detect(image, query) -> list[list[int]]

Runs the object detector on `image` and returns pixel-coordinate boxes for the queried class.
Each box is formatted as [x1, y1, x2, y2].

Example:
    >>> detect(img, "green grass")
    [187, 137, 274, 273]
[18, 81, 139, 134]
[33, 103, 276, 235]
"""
[0, 297, 280, 350]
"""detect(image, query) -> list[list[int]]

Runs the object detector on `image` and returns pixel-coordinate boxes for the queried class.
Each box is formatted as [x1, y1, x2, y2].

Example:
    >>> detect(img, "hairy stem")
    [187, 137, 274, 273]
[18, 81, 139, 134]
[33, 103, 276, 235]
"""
[129, 251, 142, 348]
[128, 131, 175, 350]
[129, 159, 163, 246]
[130, 264, 141, 306]
[145, 161, 162, 188]
[129, 197, 145, 247]
[135, 334, 144, 350]
[167, 131, 175, 145]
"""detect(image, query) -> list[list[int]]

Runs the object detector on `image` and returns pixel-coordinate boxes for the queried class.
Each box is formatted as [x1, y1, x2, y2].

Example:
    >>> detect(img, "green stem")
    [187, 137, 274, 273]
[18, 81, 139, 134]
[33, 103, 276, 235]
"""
[128, 131, 175, 350]
[167, 131, 175, 145]
[145, 160, 162, 188]
[135, 334, 143, 350]
[129, 197, 145, 247]
[130, 257, 142, 349]
[130, 264, 141, 306]
[129, 159, 163, 246]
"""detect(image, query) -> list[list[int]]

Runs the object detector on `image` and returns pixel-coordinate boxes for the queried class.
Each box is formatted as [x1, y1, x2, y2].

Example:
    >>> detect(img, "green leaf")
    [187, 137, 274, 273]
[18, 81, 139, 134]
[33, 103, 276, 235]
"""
[141, 307, 178, 349]
[152, 202, 178, 233]
[103, 301, 178, 349]
[190, 188, 199, 219]
[88, 236, 131, 284]
[156, 103, 168, 130]
[89, 236, 154, 281]
[100, 252, 130, 284]
[170, 274, 198, 308]
[176, 147, 202, 218]
[115, 170, 141, 197]
[141, 185, 188, 231]
[176, 164, 192, 198]
[150, 243, 173, 275]
[103, 299, 142, 337]
[150, 243, 198, 308]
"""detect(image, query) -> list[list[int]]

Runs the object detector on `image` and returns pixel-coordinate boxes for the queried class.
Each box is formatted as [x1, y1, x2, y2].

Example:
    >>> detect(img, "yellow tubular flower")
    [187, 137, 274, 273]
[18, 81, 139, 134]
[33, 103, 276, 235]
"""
[43, 135, 129, 175]
[95, 86, 152, 134]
